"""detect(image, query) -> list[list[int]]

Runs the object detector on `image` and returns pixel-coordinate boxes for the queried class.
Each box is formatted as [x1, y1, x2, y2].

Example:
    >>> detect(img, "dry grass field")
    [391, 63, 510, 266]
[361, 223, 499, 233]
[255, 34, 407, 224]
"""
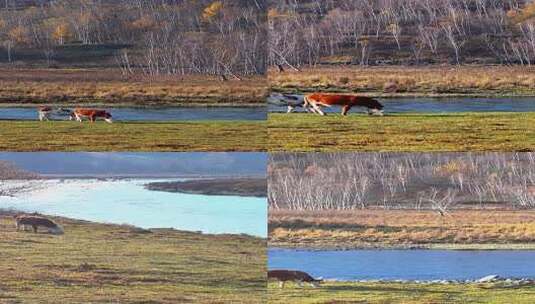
[268, 112, 535, 152]
[269, 66, 535, 96]
[268, 281, 535, 304]
[0, 212, 266, 303]
[0, 120, 267, 151]
[269, 209, 535, 249]
[0, 68, 267, 106]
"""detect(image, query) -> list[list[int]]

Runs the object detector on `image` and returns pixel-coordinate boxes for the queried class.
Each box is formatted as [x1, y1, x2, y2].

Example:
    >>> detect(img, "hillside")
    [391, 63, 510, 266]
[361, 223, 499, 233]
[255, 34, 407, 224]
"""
[268, 0, 535, 67]
[0, 0, 266, 77]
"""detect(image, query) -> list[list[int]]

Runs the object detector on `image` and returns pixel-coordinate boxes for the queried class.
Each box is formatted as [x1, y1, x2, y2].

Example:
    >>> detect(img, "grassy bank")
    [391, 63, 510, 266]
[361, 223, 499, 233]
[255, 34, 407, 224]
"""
[268, 112, 535, 152]
[268, 281, 535, 304]
[0, 120, 266, 151]
[0, 68, 267, 106]
[269, 209, 535, 249]
[146, 178, 267, 197]
[269, 66, 535, 97]
[0, 213, 266, 303]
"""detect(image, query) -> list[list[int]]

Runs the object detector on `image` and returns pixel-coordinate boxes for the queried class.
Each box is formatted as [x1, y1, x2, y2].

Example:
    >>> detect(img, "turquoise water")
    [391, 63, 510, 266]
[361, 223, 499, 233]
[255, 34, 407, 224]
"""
[0, 179, 266, 237]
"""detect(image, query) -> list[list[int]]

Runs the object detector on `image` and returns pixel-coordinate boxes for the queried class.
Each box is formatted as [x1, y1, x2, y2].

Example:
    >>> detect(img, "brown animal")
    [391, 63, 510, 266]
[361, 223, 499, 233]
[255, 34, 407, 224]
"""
[70, 108, 113, 123]
[14, 215, 64, 235]
[304, 93, 384, 116]
[268, 270, 322, 288]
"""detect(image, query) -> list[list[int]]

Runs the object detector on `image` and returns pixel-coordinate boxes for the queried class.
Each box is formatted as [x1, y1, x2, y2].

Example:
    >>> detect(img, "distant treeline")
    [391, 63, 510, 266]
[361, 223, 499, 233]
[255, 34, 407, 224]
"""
[0, 0, 267, 76]
[268, 0, 535, 67]
[269, 153, 535, 211]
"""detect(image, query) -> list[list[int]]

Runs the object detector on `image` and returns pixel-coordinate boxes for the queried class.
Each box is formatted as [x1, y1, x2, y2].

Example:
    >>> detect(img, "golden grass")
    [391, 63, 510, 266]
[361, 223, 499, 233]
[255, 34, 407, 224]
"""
[269, 209, 535, 249]
[0, 120, 267, 152]
[268, 112, 535, 152]
[269, 66, 535, 96]
[0, 68, 267, 106]
[269, 281, 535, 304]
[0, 214, 266, 303]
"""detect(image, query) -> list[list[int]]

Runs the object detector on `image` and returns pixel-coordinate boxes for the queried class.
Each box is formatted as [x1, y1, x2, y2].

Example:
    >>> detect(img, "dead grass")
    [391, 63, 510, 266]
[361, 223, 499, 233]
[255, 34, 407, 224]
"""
[0, 213, 266, 303]
[269, 66, 535, 96]
[269, 209, 535, 249]
[0, 68, 267, 106]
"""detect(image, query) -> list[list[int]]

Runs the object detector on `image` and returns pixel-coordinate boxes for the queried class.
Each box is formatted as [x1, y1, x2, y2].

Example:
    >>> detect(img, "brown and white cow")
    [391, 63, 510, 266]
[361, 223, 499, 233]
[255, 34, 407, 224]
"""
[268, 270, 322, 288]
[303, 93, 384, 116]
[70, 108, 113, 123]
[37, 106, 54, 121]
[14, 214, 64, 235]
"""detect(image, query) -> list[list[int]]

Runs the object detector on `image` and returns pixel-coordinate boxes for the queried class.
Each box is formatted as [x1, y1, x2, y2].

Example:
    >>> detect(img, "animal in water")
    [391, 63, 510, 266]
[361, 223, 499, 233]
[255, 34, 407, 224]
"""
[303, 93, 384, 116]
[267, 93, 312, 113]
[268, 270, 322, 288]
[14, 214, 64, 235]
[37, 106, 71, 121]
[70, 108, 113, 123]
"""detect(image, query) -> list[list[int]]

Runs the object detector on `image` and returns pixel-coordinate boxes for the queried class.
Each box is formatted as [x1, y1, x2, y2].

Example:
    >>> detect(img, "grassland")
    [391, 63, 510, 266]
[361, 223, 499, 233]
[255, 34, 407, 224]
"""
[0, 120, 266, 151]
[0, 68, 267, 106]
[146, 178, 267, 197]
[268, 112, 535, 152]
[0, 213, 266, 304]
[269, 209, 535, 249]
[268, 281, 535, 304]
[269, 66, 535, 97]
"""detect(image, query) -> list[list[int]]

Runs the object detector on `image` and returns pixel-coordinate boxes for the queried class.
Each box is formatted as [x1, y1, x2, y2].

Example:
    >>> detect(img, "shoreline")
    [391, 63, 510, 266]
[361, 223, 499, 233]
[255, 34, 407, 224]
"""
[145, 178, 267, 198]
[270, 89, 535, 98]
[268, 243, 535, 251]
[0, 102, 265, 108]
[0, 209, 265, 239]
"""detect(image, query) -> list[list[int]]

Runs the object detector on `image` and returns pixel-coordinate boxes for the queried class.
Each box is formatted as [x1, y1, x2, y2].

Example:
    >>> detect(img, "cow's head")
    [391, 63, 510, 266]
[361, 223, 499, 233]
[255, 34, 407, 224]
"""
[310, 277, 323, 288]
[104, 112, 113, 123]
[367, 98, 384, 116]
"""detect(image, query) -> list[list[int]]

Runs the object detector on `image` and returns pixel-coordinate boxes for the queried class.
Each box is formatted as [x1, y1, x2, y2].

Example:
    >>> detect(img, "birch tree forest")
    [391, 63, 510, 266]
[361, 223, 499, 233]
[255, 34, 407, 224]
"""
[269, 153, 535, 211]
[0, 0, 267, 76]
[268, 0, 535, 67]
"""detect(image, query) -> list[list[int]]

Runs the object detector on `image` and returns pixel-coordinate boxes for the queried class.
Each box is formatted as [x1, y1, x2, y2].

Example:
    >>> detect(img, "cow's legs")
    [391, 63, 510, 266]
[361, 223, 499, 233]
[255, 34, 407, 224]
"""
[297, 280, 304, 288]
[287, 105, 294, 113]
[341, 105, 352, 116]
[310, 102, 326, 116]
[279, 281, 285, 288]
[89, 115, 95, 123]
[32, 225, 37, 233]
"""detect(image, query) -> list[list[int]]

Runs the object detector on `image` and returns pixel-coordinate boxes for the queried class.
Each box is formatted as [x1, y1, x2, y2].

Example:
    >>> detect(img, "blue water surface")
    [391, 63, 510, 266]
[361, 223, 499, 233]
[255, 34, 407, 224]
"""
[269, 248, 535, 280]
[0, 107, 266, 121]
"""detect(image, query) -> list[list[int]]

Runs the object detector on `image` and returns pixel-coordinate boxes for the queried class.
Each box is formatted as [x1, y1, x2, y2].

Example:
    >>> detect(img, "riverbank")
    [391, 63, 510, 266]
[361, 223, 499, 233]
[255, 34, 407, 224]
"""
[269, 66, 535, 97]
[0, 211, 266, 303]
[268, 281, 535, 304]
[0, 68, 267, 106]
[145, 178, 267, 197]
[0, 120, 266, 151]
[268, 112, 535, 152]
[269, 209, 535, 250]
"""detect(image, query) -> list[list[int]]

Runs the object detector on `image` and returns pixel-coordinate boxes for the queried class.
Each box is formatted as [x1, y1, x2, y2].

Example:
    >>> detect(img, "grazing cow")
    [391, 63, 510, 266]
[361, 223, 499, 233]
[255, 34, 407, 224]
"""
[70, 108, 113, 123]
[37, 106, 72, 121]
[268, 270, 322, 288]
[304, 93, 384, 116]
[14, 215, 64, 235]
